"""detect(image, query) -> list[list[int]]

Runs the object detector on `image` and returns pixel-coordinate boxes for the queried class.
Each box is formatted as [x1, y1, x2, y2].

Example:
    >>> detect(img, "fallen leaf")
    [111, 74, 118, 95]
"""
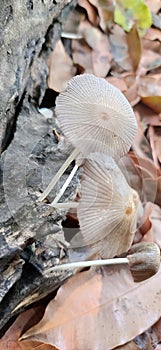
[114, 0, 152, 35]
[144, 27, 161, 41]
[21, 265, 161, 350]
[79, 20, 112, 76]
[72, 38, 93, 73]
[144, 0, 161, 13]
[47, 40, 76, 92]
[124, 74, 140, 105]
[141, 96, 161, 114]
[148, 126, 161, 166]
[62, 8, 84, 34]
[89, 0, 115, 32]
[152, 13, 161, 30]
[128, 152, 161, 207]
[109, 25, 133, 71]
[106, 76, 127, 91]
[127, 24, 142, 71]
[0, 307, 56, 350]
[134, 102, 161, 127]
[150, 204, 161, 248]
[78, 0, 99, 25]
[138, 75, 161, 97]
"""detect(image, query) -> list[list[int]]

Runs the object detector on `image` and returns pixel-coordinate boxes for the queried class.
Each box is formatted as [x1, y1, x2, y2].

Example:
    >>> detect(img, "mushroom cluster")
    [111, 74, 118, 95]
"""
[39, 74, 160, 271]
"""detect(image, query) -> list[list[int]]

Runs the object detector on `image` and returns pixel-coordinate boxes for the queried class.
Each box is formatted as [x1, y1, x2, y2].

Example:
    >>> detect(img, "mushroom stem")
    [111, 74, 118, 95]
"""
[38, 148, 79, 202]
[51, 163, 78, 205]
[46, 257, 129, 272]
[50, 202, 79, 209]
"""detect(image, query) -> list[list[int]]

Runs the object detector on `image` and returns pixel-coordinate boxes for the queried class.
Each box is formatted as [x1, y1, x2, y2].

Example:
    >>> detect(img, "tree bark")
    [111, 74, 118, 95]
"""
[0, 0, 78, 333]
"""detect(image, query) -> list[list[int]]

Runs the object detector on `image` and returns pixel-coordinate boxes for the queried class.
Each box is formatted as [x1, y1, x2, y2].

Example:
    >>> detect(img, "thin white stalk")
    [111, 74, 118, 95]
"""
[61, 32, 83, 39]
[38, 148, 79, 202]
[51, 163, 78, 205]
[46, 257, 129, 272]
[50, 202, 79, 209]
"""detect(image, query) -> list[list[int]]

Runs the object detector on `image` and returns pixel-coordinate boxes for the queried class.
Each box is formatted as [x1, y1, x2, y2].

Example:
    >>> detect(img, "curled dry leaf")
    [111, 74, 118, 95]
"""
[78, 0, 98, 25]
[47, 40, 76, 92]
[21, 265, 161, 350]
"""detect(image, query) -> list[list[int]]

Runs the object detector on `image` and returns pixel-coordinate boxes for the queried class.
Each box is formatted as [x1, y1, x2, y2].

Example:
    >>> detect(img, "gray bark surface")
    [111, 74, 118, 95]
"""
[0, 0, 78, 333]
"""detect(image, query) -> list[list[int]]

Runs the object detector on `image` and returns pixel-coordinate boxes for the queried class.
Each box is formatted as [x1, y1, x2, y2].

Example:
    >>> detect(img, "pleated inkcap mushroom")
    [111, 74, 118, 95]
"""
[71, 153, 140, 258]
[55, 74, 137, 159]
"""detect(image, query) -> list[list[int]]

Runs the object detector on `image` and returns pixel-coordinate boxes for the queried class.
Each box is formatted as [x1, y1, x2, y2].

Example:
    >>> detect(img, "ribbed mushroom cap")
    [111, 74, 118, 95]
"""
[55, 74, 137, 158]
[71, 153, 139, 258]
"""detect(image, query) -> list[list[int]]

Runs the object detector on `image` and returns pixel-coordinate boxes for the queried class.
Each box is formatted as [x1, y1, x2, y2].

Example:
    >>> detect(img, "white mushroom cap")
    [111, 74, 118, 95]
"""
[71, 153, 139, 258]
[55, 74, 137, 159]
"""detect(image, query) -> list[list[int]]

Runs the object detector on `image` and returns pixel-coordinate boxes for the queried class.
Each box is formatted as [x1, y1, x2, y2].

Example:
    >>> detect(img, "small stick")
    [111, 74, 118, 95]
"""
[38, 148, 79, 202]
[51, 163, 78, 205]
[46, 257, 129, 272]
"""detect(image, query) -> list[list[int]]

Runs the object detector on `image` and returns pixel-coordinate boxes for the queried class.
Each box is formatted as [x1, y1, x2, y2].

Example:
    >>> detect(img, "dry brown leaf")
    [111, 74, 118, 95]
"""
[72, 38, 93, 73]
[78, 0, 99, 25]
[0, 307, 56, 350]
[47, 40, 76, 92]
[21, 265, 161, 350]
[128, 152, 161, 207]
[109, 25, 133, 71]
[127, 24, 142, 72]
[124, 75, 140, 106]
[138, 75, 161, 98]
[62, 9, 84, 34]
[150, 204, 161, 248]
[134, 102, 161, 127]
[148, 126, 161, 166]
[78, 20, 112, 76]
[106, 76, 127, 91]
[144, 0, 161, 13]
[144, 27, 161, 41]
[142, 96, 161, 114]
[89, 0, 115, 32]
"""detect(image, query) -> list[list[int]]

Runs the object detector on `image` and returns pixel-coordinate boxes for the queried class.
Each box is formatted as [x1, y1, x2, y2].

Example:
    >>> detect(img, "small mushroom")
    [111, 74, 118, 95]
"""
[55, 73, 137, 159]
[71, 153, 141, 259]
[127, 242, 160, 282]
[39, 73, 137, 202]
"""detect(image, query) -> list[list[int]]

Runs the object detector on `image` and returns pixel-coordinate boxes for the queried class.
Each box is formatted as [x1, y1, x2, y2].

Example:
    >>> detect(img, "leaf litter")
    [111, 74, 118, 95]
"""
[3, 0, 161, 349]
